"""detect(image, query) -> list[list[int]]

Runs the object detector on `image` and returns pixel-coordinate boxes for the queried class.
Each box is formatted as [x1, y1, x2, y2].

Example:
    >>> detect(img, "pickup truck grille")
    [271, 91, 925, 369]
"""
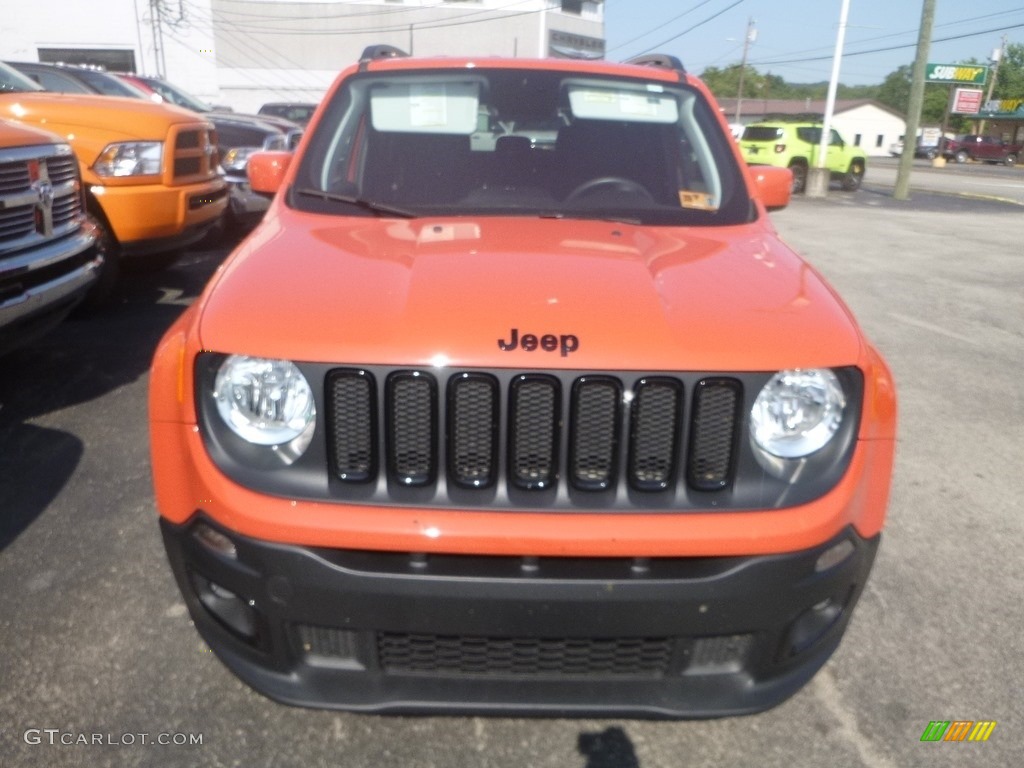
[170, 125, 219, 183]
[326, 368, 742, 504]
[0, 145, 83, 250]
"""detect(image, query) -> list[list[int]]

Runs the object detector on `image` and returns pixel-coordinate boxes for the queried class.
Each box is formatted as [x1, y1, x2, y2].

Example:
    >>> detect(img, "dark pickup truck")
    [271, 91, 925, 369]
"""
[943, 134, 1020, 166]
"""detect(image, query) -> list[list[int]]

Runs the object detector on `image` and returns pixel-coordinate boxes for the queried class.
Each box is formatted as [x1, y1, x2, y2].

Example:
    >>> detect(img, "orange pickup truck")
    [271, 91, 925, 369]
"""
[150, 48, 896, 718]
[1, 62, 226, 300]
[1, 119, 102, 353]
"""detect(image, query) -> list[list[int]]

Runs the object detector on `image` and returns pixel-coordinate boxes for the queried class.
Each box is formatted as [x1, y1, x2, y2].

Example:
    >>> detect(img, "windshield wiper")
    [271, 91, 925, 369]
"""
[294, 188, 417, 218]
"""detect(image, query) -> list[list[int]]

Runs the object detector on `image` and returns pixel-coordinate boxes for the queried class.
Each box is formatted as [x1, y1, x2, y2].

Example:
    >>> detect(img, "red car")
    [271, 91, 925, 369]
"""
[150, 47, 896, 718]
[943, 134, 1020, 165]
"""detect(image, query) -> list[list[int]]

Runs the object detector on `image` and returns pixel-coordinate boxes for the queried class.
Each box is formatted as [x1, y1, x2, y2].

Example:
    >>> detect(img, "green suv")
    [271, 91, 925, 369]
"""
[740, 121, 866, 193]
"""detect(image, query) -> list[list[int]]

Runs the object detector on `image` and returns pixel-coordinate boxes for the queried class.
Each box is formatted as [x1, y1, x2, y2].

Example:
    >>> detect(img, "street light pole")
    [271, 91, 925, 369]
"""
[734, 18, 756, 123]
[806, 0, 850, 198]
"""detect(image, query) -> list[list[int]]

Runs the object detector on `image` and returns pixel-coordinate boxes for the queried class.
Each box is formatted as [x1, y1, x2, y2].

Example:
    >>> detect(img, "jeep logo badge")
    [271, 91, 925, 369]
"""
[498, 328, 579, 357]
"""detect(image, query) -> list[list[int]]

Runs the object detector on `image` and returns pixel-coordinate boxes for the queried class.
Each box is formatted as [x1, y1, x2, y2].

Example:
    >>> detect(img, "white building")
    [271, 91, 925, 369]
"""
[1, 0, 605, 112]
[718, 98, 907, 158]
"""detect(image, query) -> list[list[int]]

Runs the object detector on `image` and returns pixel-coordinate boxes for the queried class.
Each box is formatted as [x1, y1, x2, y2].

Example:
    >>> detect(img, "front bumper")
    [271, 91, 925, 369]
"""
[90, 178, 227, 256]
[161, 514, 879, 718]
[224, 172, 270, 225]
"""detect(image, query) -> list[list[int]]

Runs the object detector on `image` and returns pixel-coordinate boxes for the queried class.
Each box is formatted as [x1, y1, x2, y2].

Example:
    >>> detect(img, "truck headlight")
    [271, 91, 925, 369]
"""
[213, 355, 316, 457]
[94, 141, 163, 177]
[221, 146, 257, 174]
[750, 369, 846, 458]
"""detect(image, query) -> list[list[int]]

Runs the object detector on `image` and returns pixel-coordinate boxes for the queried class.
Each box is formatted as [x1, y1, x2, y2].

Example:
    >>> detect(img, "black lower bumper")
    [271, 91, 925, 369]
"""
[160, 515, 879, 718]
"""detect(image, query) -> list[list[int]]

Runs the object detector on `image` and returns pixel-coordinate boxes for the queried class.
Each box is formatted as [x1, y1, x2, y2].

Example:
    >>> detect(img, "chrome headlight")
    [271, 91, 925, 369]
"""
[750, 369, 846, 458]
[213, 356, 316, 458]
[94, 141, 163, 177]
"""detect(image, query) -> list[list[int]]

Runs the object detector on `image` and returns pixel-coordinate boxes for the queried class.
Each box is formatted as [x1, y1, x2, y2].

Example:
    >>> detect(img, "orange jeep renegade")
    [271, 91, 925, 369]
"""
[149, 47, 896, 718]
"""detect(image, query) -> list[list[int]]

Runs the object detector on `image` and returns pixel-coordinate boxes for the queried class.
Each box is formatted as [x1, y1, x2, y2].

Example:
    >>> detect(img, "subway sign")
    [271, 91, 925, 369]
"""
[925, 63, 988, 85]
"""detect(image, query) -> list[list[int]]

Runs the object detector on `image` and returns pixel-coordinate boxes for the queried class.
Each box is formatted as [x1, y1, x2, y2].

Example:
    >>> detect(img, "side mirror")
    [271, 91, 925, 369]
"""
[247, 151, 293, 196]
[751, 166, 792, 212]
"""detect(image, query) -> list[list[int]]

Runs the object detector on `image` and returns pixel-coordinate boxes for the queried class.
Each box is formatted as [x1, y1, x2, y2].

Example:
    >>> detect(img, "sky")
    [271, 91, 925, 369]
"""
[603, 0, 1024, 86]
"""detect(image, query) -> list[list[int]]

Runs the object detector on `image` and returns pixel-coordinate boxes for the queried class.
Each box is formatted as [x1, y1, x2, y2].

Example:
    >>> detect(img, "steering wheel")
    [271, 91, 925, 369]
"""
[565, 176, 655, 204]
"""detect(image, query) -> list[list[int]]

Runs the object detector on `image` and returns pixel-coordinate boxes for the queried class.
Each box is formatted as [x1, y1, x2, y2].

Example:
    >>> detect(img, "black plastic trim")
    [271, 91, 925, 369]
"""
[160, 514, 880, 718]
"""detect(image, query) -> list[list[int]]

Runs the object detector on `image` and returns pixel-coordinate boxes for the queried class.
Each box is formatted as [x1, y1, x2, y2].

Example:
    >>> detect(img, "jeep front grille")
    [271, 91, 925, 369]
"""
[326, 368, 742, 506]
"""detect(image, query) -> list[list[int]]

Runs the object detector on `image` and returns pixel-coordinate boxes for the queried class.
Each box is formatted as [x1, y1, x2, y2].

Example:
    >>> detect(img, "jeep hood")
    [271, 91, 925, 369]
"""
[199, 212, 863, 371]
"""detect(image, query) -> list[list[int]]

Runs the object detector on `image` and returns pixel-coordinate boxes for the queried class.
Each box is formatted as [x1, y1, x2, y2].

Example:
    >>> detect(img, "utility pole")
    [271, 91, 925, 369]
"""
[894, 0, 936, 201]
[978, 35, 1007, 135]
[734, 18, 756, 123]
[149, 0, 167, 77]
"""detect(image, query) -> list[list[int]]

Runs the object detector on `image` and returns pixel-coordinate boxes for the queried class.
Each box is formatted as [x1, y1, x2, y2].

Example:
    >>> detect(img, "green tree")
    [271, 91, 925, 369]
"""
[993, 42, 1024, 100]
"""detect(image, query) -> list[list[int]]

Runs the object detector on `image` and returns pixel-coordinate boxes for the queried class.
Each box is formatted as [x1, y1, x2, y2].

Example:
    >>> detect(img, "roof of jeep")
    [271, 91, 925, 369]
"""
[354, 53, 690, 85]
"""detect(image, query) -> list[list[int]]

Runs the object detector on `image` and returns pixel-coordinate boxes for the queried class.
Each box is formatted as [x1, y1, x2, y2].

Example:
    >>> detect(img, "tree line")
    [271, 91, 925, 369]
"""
[700, 42, 1024, 131]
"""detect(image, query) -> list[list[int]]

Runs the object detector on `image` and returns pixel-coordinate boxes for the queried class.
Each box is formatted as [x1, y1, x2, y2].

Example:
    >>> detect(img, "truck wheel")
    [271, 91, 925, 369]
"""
[76, 213, 120, 311]
[841, 162, 864, 191]
[925, 148, 938, 161]
[788, 163, 808, 194]
[1005, 154, 1017, 167]
[955, 150, 969, 164]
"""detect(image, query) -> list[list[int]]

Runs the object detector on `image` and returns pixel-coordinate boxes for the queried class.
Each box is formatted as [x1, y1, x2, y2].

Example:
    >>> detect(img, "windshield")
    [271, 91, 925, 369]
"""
[75, 69, 150, 99]
[142, 78, 211, 112]
[0, 62, 44, 93]
[292, 68, 750, 226]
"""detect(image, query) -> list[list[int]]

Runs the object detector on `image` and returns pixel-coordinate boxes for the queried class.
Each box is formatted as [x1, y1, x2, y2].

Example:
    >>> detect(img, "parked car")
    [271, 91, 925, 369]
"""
[6, 60, 159, 101]
[941, 134, 1020, 166]
[150, 46, 896, 718]
[258, 102, 318, 126]
[0, 62, 226, 304]
[740, 120, 867, 193]
[888, 138, 941, 160]
[119, 74, 302, 229]
[0, 119, 102, 353]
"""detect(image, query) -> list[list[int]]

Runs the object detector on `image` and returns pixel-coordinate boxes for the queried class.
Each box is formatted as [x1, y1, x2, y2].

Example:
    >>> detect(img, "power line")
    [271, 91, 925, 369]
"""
[749, 22, 1024, 67]
[604, 0, 721, 54]
[634, 0, 745, 56]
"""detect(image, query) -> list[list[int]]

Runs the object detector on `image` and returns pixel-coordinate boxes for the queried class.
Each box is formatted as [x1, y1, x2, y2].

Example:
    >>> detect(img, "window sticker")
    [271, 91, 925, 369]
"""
[568, 85, 678, 123]
[370, 81, 480, 134]
[678, 190, 718, 211]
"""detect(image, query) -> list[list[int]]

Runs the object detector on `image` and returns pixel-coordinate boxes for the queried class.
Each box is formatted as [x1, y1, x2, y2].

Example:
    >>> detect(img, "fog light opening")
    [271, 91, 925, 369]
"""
[782, 593, 848, 659]
[191, 572, 258, 640]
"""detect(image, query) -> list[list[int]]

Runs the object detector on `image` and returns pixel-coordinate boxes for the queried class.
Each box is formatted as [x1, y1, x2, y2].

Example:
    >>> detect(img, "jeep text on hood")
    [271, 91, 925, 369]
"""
[150, 49, 896, 719]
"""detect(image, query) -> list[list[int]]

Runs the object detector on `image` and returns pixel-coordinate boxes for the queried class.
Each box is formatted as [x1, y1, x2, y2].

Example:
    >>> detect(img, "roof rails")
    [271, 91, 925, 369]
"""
[623, 53, 686, 76]
[359, 45, 409, 71]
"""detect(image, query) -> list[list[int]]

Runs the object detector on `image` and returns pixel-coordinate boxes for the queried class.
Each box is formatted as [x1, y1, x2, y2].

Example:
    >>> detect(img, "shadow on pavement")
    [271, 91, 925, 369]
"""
[0, 241, 233, 552]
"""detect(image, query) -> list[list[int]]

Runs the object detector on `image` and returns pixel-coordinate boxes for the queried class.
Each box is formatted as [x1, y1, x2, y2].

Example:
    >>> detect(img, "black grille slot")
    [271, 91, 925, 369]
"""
[448, 373, 499, 488]
[175, 130, 201, 150]
[322, 367, 748, 506]
[629, 378, 682, 491]
[327, 370, 377, 482]
[387, 372, 437, 486]
[570, 377, 621, 491]
[688, 379, 742, 490]
[377, 632, 674, 677]
[175, 157, 201, 177]
[509, 375, 559, 490]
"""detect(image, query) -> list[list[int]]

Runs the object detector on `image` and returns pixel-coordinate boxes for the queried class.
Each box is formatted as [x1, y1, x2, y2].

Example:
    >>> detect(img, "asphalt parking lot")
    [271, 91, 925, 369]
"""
[0, 180, 1021, 767]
